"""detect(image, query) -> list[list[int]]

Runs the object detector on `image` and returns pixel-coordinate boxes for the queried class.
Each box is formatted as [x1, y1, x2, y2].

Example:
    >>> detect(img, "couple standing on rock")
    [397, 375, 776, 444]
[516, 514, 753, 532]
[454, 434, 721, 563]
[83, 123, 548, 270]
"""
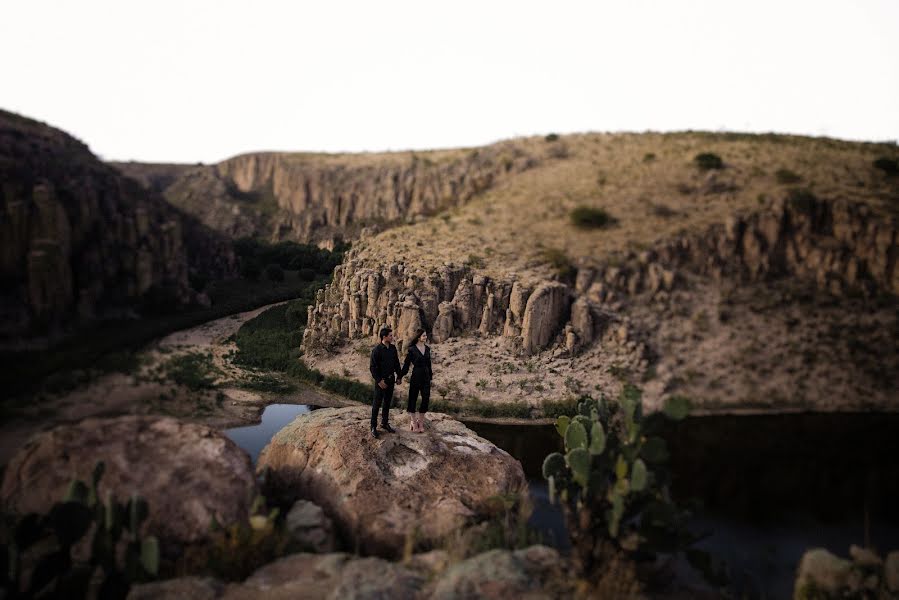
[368, 326, 433, 438]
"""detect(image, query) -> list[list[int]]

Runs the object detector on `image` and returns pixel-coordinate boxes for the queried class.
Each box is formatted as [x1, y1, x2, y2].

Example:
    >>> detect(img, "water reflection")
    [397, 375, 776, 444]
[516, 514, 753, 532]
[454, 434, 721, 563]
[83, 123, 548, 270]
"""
[225, 403, 311, 463]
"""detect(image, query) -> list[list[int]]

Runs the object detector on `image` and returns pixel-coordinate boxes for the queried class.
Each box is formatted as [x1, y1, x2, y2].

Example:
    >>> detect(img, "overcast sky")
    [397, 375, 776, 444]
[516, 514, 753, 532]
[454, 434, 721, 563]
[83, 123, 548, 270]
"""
[3, 0, 897, 163]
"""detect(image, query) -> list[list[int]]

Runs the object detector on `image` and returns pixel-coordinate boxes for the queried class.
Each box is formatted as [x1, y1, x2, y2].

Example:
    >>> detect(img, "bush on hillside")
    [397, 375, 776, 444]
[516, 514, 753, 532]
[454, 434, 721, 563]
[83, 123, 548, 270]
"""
[873, 157, 899, 176]
[693, 153, 723, 171]
[775, 168, 801, 184]
[570, 206, 616, 229]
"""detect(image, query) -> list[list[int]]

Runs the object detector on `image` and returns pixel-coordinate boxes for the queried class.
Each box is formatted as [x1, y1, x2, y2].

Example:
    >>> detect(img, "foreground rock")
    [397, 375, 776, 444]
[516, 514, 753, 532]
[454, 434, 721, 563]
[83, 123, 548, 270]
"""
[257, 406, 527, 556]
[128, 546, 569, 599]
[794, 546, 899, 599]
[1, 415, 258, 549]
[284, 499, 338, 553]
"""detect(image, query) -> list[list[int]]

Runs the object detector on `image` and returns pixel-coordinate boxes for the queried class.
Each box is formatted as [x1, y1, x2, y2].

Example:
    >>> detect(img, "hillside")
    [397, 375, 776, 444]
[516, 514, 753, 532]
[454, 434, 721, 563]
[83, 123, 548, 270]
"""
[0, 110, 236, 341]
[297, 132, 899, 414]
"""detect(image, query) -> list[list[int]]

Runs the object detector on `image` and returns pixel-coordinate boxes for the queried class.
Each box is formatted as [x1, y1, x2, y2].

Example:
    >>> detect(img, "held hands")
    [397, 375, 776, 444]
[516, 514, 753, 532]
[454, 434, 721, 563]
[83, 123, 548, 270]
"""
[396, 377, 403, 386]
[378, 380, 387, 390]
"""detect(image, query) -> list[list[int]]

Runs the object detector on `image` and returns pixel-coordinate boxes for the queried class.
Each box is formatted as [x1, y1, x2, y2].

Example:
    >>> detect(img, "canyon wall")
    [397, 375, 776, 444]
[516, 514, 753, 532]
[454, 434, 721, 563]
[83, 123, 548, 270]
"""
[0, 110, 236, 339]
[116, 143, 541, 245]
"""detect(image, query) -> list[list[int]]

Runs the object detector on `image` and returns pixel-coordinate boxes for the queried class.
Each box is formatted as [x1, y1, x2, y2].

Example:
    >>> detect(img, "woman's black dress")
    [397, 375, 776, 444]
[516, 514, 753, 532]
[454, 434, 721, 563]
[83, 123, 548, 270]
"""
[400, 344, 432, 413]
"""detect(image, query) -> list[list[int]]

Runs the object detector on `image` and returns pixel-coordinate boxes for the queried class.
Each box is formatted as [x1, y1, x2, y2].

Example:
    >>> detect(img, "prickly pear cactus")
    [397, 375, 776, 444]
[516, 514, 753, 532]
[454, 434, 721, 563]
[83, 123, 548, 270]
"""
[565, 420, 588, 451]
[541, 384, 694, 568]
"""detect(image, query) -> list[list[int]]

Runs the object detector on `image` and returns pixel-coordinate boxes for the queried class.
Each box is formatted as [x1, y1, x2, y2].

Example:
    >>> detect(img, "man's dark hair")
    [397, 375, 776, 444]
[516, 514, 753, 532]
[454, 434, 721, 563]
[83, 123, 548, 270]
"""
[379, 327, 392, 340]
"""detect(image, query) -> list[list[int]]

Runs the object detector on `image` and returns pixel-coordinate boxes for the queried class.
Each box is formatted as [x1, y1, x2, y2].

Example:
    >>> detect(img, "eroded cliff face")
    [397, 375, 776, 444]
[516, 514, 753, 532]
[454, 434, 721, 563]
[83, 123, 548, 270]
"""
[0, 110, 236, 339]
[118, 143, 541, 245]
[303, 192, 898, 413]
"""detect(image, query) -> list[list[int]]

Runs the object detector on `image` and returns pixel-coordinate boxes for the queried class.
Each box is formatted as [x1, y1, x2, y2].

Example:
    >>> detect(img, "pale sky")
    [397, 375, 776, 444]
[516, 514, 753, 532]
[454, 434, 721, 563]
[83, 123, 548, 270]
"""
[2, 0, 897, 163]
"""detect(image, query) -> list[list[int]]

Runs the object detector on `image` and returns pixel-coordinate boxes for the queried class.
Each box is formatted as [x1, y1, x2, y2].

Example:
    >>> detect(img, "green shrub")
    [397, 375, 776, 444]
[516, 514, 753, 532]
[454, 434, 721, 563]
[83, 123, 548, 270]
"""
[873, 157, 899, 176]
[465, 254, 486, 269]
[234, 305, 297, 372]
[786, 188, 818, 213]
[540, 247, 576, 283]
[775, 168, 801, 184]
[693, 152, 723, 171]
[285, 300, 310, 328]
[570, 206, 616, 229]
[160, 351, 220, 391]
[544, 133, 560, 142]
[642, 153, 656, 163]
[265, 264, 284, 282]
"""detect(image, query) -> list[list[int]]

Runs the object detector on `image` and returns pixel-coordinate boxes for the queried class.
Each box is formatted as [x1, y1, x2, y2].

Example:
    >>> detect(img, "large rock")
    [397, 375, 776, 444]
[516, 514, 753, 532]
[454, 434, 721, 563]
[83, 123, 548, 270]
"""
[520, 282, 571, 355]
[221, 553, 425, 600]
[793, 548, 852, 599]
[257, 407, 527, 556]
[1, 416, 257, 549]
[429, 545, 566, 599]
[285, 499, 337, 554]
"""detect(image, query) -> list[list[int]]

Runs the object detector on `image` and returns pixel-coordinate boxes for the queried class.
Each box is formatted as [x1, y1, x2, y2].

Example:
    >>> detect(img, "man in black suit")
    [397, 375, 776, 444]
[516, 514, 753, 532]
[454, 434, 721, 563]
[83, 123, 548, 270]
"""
[368, 327, 402, 438]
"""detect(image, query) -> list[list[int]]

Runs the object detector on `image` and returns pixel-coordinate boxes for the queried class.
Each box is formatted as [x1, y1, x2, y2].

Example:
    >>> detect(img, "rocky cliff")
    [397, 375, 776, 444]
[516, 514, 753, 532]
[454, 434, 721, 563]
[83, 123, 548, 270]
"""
[114, 142, 542, 246]
[303, 193, 896, 354]
[0, 110, 236, 339]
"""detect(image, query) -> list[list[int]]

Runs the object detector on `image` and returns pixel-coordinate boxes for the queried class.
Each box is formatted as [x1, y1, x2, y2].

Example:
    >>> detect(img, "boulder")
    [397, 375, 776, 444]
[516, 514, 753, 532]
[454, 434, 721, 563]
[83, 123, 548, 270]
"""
[432, 301, 456, 342]
[220, 553, 425, 600]
[1, 416, 257, 549]
[395, 300, 424, 347]
[793, 548, 852, 599]
[285, 499, 338, 553]
[429, 545, 566, 599]
[520, 282, 570, 354]
[257, 407, 527, 556]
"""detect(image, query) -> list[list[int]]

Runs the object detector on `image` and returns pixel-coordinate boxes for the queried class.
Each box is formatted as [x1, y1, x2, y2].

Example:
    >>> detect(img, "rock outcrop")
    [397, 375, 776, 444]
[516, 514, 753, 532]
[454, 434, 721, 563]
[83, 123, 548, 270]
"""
[302, 256, 583, 357]
[0, 416, 258, 550]
[794, 546, 899, 599]
[576, 193, 898, 304]
[302, 193, 897, 362]
[256, 407, 527, 557]
[116, 143, 542, 246]
[0, 110, 236, 339]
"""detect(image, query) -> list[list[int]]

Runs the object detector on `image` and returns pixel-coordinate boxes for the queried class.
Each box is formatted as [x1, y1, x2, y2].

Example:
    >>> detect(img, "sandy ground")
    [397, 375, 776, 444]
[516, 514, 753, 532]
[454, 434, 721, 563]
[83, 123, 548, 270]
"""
[0, 303, 348, 467]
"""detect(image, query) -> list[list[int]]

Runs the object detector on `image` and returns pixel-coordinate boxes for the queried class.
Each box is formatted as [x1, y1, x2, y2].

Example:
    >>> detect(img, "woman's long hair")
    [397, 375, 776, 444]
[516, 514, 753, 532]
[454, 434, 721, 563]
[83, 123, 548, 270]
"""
[409, 328, 428, 345]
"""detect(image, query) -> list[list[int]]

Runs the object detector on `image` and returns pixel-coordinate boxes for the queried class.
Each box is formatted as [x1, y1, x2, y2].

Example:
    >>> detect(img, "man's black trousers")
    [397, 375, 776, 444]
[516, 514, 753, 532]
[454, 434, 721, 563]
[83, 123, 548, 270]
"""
[371, 380, 394, 428]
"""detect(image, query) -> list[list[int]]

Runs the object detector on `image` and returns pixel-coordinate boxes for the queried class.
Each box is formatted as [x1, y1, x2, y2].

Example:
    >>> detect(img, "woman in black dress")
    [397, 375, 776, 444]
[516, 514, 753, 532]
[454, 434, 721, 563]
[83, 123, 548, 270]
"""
[400, 328, 433, 432]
